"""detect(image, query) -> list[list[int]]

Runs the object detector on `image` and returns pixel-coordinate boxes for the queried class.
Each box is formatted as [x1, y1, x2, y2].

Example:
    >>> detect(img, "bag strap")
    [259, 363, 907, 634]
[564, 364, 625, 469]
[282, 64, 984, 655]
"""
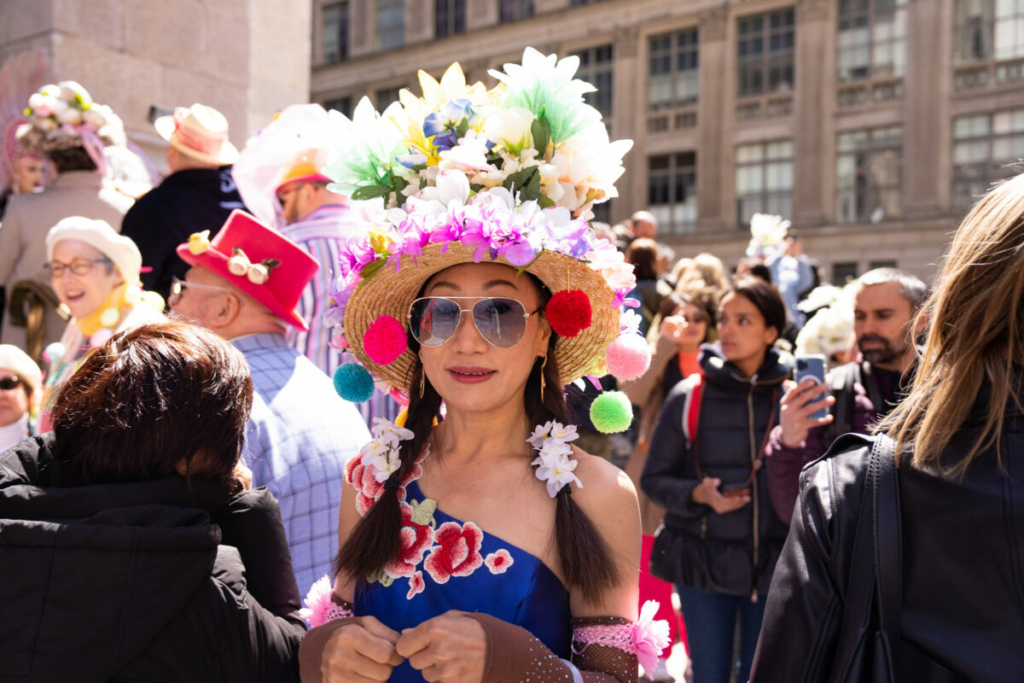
[830, 435, 902, 682]
[681, 373, 705, 478]
[873, 433, 902, 672]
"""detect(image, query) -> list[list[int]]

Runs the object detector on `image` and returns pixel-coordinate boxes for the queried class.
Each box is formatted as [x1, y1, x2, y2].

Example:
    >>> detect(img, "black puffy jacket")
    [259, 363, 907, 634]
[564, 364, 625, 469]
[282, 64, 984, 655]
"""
[0, 434, 305, 683]
[751, 400, 1024, 681]
[641, 345, 789, 598]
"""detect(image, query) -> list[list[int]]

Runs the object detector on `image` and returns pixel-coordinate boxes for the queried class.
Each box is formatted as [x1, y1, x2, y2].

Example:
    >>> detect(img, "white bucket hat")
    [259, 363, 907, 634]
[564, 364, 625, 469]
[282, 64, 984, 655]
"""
[154, 103, 239, 166]
[46, 217, 143, 286]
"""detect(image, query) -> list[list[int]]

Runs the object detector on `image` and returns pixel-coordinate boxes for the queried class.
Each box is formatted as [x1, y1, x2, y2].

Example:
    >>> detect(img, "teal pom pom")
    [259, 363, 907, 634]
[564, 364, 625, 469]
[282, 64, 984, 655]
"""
[333, 363, 375, 403]
[589, 391, 633, 434]
[42, 342, 66, 365]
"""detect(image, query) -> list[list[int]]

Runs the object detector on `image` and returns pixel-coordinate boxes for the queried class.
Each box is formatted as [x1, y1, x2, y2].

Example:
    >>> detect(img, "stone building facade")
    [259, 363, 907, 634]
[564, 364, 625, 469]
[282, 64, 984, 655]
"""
[310, 0, 1024, 283]
[0, 0, 312, 168]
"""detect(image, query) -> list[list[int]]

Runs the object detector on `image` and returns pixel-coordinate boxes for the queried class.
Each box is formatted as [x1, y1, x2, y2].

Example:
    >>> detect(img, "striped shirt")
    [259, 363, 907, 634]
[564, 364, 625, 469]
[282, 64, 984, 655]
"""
[280, 204, 402, 427]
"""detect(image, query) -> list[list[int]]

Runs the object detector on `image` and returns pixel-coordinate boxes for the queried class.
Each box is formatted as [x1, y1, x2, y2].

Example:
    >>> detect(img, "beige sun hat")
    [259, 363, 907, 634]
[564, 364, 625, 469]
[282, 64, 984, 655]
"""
[0, 344, 42, 395]
[342, 242, 621, 391]
[46, 216, 143, 286]
[154, 104, 239, 166]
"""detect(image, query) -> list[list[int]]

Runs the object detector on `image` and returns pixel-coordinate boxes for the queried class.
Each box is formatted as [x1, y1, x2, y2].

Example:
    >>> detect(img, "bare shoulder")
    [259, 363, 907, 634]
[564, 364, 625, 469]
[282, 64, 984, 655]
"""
[572, 447, 639, 508]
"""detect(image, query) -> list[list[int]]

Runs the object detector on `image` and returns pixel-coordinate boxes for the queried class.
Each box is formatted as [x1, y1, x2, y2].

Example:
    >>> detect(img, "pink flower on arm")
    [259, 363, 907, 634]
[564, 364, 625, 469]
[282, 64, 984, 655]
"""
[407, 571, 425, 600]
[484, 549, 514, 575]
[424, 521, 484, 584]
[634, 600, 671, 676]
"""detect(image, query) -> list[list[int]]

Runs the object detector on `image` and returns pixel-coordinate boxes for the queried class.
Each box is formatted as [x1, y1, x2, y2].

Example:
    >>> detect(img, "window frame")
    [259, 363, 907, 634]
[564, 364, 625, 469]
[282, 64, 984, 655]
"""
[954, 0, 1024, 64]
[648, 152, 698, 235]
[572, 44, 615, 120]
[377, 0, 406, 51]
[952, 108, 1024, 212]
[499, 0, 534, 23]
[435, 0, 466, 38]
[648, 28, 700, 111]
[737, 8, 796, 98]
[734, 139, 795, 229]
[321, 1, 350, 64]
[835, 126, 904, 224]
[836, 0, 908, 83]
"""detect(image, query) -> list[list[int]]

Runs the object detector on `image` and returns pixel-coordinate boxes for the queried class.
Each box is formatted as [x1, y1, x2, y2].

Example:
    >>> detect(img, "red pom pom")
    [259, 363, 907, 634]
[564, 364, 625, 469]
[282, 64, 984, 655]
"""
[546, 289, 593, 338]
[363, 315, 408, 365]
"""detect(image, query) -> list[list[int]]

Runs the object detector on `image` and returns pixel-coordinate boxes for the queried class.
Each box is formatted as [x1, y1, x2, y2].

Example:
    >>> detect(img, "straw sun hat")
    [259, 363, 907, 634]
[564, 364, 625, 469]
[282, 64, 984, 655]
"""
[323, 49, 645, 431]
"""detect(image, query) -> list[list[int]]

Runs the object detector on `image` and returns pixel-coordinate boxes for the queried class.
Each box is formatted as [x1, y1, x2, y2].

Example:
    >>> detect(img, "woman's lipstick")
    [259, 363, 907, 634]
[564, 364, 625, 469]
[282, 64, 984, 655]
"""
[447, 366, 496, 384]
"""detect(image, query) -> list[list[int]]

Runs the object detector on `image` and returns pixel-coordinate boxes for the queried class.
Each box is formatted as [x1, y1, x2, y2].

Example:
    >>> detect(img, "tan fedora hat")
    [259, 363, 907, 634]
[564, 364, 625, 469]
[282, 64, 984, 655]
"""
[154, 104, 239, 166]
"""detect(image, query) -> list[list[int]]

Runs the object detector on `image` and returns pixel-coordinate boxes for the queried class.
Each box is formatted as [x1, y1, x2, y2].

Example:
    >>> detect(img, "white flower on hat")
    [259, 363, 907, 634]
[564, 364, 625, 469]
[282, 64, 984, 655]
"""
[483, 107, 535, 155]
[57, 107, 83, 126]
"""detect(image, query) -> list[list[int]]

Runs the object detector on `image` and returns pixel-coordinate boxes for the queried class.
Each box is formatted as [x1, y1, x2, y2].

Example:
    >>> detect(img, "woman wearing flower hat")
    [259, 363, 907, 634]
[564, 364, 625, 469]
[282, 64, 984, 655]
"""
[0, 344, 42, 451]
[40, 217, 164, 416]
[299, 50, 669, 683]
[0, 81, 133, 357]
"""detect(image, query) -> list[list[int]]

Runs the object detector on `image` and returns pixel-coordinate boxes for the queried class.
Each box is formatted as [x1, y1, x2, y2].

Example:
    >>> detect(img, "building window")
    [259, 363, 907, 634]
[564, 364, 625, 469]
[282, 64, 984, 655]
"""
[735, 140, 794, 229]
[436, 0, 466, 38]
[836, 0, 907, 82]
[500, 0, 534, 22]
[322, 2, 349, 64]
[592, 200, 611, 224]
[737, 8, 796, 98]
[952, 109, 1024, 211]
[836, 127, 903, 223]
[869, 260, 897, 270]
[377, 0, 405, 51]
[571, 0, 603, 5]
[573, 45, 614, 119]
[648, 153, 697, 235]
[376, 86, 403, 109]
[955, 0, 1024, 63]
[648, 29, 699, 111]
[324, 96, 353, 118]
[833, 262, 859, 283]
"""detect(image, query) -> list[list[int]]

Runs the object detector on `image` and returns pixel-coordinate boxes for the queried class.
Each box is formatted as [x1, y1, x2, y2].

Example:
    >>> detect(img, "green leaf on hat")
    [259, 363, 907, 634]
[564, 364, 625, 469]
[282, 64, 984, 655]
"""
[531, 111, 551, 159]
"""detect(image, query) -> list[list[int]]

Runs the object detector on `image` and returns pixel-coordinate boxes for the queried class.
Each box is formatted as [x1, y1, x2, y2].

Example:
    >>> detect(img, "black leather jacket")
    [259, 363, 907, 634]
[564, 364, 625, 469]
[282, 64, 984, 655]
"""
[751, 411, 1024, 681]
[641, 345, 789, 597]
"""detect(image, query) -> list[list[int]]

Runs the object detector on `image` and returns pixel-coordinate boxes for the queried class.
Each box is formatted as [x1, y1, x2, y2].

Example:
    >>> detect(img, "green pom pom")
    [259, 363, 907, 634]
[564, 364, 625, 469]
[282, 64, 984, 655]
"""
[590, 391, 633, 434]
[333, 363, 375, 403]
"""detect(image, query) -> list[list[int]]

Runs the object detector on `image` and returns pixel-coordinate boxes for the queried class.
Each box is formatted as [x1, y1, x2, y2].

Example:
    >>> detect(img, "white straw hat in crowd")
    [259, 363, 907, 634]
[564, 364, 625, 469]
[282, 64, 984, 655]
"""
[46, 217, 143, 285]
[154, 104, 239, 166]
[0, 344, 42, 395]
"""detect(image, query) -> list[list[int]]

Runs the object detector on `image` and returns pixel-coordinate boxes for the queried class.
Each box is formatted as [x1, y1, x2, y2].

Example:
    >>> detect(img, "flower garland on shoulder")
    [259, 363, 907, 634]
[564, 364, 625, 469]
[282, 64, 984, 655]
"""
[528, 420, 582, 497]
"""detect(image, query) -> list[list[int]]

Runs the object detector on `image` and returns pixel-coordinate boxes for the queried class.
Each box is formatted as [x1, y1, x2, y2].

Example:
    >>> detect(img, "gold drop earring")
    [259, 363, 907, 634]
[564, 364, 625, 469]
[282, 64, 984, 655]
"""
[539, 355, 548, 402]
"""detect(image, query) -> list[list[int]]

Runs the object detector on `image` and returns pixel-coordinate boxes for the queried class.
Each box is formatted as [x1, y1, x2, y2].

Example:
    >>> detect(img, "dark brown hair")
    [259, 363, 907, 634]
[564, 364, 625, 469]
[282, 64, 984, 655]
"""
[51, 322, 253, 486]
[334, 273, 619, 601]
[48, 146, 98, 174]
[724, 276, 788, 341]
[625, 238, 659, 282]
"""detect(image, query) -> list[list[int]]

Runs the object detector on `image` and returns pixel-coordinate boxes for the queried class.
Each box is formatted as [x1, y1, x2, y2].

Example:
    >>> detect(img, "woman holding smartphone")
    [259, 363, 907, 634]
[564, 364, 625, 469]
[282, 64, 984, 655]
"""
[641, 277, 790, 683]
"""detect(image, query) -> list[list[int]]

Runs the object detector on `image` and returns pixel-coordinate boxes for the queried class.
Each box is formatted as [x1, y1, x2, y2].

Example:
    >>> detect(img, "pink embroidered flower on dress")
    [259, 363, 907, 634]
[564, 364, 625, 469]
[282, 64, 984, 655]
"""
[407, 571, 425, 600]
[484, 549, 514, 574]
[385, 503, 437, 579]
[424, 521, 484, 584]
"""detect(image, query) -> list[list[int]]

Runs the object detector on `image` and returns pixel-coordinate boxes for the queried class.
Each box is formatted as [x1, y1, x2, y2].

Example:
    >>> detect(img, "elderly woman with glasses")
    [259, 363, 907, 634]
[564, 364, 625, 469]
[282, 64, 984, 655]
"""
[41, 216, 164, 414]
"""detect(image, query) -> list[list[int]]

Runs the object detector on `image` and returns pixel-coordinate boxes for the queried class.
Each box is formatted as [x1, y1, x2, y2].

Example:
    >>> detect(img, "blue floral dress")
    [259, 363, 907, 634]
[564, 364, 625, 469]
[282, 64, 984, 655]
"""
[352, 476, 572, 682]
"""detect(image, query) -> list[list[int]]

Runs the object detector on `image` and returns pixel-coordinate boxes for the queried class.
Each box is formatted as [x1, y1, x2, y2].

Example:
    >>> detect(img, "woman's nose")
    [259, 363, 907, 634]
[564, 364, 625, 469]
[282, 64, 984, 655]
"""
[449, 310, 488, 352]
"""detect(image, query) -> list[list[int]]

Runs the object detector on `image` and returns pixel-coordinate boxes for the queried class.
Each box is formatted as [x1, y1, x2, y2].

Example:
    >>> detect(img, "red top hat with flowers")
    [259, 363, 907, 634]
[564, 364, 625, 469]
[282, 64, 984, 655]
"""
[176, 209, 319, 330]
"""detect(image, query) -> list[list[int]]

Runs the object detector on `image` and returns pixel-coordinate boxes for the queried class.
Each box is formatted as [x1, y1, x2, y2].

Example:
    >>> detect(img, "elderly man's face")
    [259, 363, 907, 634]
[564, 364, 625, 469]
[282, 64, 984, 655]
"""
[634, 220, 657, 239]
[168, 266, 239, 330]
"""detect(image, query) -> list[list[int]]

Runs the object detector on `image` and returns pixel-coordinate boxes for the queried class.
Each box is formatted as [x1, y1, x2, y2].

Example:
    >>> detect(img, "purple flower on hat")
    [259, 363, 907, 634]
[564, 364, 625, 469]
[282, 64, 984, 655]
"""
[424, 99, 474, 151]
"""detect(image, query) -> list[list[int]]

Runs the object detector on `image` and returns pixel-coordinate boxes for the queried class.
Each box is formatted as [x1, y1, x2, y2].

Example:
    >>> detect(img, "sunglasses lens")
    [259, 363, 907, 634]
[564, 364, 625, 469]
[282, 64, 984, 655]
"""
[409, 298, 462, 347]
[0, 377, 20, 391]
[474, 298, 528, 347]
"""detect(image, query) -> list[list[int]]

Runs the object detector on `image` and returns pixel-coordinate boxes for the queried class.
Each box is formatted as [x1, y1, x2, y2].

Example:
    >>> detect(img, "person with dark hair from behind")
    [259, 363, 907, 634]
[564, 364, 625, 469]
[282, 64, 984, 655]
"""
[626, 238, 673, 337]
[763, 267, 927, 524]
[750, 165, 1024, 683]
[641, 277, 791, 683]
[0, 322, 304, 683]
[734, 257, 772, 285]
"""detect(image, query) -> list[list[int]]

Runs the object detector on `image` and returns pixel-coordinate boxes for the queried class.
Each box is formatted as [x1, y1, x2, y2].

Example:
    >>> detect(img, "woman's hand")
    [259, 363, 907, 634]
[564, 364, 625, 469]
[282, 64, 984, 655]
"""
[396, 610, 487, 683]
[321, 616, 404, 682]
[779, 378, 834, 448]
[691, 476, 751, 514]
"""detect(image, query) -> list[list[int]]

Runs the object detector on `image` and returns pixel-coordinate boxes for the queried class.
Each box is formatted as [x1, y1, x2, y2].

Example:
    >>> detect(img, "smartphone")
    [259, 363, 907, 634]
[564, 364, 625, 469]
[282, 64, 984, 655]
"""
[720, 482, 751, 498]
[795, 354, 829, 420]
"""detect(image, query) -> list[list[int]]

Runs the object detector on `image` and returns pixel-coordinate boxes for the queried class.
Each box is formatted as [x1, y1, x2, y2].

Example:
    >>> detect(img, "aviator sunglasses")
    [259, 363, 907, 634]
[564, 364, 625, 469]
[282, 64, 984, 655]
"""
[407, 297, 542, 348]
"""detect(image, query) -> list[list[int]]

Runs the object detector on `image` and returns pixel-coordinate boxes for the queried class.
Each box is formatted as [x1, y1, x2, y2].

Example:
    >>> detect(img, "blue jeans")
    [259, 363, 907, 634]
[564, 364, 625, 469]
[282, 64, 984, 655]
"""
[676, 584, 766, 683]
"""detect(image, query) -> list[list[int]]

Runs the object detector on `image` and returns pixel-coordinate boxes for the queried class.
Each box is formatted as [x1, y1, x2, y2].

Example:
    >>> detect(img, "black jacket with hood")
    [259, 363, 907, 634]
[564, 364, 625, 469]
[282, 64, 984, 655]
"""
[641, 344, 790, 598]
[0, 433, 304, 683]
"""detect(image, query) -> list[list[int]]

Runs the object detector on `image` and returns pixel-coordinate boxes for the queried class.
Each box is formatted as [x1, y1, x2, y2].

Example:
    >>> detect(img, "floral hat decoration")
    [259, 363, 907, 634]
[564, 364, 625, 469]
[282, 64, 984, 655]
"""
[17, 81, 125, 174]
[325, 48, 649, 433]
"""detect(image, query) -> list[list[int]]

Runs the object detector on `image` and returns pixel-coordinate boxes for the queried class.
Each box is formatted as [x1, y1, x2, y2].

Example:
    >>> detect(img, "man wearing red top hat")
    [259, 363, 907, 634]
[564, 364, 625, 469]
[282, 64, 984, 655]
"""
[170, 209, 370, 596]
[121, 104, 246, 302]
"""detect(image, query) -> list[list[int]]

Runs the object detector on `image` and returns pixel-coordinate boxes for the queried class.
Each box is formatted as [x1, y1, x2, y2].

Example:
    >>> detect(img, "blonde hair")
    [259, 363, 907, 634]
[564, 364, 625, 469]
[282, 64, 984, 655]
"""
[675, 253, 727, 294]
[882, 172, 1024, 478]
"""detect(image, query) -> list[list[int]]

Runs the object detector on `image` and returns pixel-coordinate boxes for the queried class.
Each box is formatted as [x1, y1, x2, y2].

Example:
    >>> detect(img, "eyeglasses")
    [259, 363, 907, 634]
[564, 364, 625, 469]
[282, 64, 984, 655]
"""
[0, 375, 23, 391]
[45, 258, 112, 277]
[408, 297, 541, 348]
[169, 276, 238, 306]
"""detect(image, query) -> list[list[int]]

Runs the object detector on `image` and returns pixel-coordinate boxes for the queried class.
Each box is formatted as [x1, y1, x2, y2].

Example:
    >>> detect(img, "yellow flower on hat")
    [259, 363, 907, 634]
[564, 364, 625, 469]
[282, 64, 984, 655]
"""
[188, 230, 211, 255]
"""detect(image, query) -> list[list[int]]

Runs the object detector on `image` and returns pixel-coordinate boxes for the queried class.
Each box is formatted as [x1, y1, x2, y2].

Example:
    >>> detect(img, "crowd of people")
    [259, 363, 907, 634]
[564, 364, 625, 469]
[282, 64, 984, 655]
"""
[0, 46, 1022, 683]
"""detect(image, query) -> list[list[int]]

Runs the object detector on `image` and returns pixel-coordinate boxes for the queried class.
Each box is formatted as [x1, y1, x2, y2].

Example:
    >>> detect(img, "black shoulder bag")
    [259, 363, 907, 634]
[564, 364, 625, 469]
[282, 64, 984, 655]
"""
[829, 434, 902, 683]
